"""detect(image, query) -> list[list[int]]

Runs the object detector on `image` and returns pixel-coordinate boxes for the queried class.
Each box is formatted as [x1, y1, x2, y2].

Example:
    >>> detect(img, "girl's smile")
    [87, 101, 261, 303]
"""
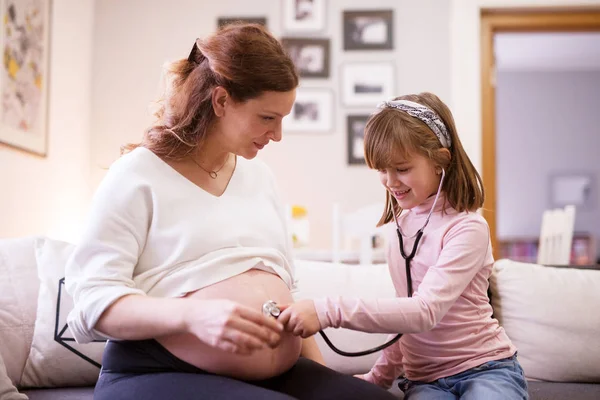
[378, 153, 441, 210]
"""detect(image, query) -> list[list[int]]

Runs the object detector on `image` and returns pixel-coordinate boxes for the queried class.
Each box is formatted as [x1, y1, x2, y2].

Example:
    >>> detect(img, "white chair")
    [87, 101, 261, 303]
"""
[537, 205, 576, 265]
[331, 202, 387, 266]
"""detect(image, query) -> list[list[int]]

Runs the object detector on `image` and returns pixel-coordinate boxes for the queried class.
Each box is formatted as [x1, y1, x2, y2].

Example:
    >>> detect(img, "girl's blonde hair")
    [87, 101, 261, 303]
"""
[364, 92, 484, 227]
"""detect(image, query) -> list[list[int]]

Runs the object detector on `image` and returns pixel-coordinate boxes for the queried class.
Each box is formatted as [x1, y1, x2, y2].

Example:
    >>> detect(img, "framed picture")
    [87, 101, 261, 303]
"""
[343, 10, 394, 50]
[217, 17, 267, 29]
[281, 38, 330, 78]
[549, 173, 596, 210]
[282, 0, 326, 33]
[341, 62, 395, 107]
[347, 115, 369, 165]
[283, 89, 333, 133]
[0, 0, 52, 156]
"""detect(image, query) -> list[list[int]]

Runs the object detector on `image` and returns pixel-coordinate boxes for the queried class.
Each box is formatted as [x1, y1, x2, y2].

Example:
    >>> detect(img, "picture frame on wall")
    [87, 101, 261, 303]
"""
[217, 16, 267, 29]
[347, 115, 369, 165]
[549, 173, 596, 210]
[283, 88, 333, 133]
[341, 62, 395, 107]
[343, 10, 394, 50]
[282, 0, 326, 33]
[0, 0, 52, 156]
[281, 38, 330, 78]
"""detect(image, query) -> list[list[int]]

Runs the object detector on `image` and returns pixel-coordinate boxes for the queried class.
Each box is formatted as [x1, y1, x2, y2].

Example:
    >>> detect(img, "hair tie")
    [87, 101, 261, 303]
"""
[187, 39, 205, 65]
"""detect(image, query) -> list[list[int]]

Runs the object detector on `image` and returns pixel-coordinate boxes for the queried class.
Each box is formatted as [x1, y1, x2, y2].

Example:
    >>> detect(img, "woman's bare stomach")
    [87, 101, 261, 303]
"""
[157, 267, 302, 380]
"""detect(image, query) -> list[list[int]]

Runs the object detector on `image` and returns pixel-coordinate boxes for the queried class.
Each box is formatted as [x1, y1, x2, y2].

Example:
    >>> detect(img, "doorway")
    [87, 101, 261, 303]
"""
[480, 9, 600, 261]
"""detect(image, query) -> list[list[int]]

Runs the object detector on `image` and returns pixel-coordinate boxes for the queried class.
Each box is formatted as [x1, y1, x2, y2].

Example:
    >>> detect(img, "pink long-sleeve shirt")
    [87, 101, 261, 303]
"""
[314, 194, 516, 387]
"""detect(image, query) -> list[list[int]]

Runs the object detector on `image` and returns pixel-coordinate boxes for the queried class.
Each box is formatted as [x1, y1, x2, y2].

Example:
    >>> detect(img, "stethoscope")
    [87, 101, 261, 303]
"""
[263, 169, 446, 357]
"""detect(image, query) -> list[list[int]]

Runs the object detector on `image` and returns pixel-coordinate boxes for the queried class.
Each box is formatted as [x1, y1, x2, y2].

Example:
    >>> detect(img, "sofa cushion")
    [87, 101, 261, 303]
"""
[0, 352, 27, 400]
[292, 260, 396, 375]
[527, 381, 600, 400]
[0, 236, 41, 387]
[19, 239, 105, 389]
[490, 259, 600, 383]
[21, 387, 93, 400]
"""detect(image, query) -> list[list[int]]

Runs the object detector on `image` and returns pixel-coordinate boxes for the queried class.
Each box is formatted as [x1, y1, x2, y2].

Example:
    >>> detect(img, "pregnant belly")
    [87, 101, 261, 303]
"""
[156, 268, 302, 380]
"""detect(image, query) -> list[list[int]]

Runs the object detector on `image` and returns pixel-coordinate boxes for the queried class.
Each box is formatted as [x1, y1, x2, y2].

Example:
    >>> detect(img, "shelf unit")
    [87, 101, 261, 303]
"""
[498, 232, 596, 265]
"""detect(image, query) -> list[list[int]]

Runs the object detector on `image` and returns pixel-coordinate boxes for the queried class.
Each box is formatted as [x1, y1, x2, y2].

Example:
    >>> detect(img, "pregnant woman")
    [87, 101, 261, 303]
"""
[65, 24, 396, 400]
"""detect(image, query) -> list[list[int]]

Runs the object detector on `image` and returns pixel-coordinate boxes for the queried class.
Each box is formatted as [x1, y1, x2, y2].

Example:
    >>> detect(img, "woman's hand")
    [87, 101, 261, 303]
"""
[182, 298, 284, 355]
[277, 299, 321, 338]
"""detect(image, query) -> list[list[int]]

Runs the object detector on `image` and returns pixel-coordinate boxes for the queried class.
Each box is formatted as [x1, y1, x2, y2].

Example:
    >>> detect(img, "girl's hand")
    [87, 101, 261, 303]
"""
[182, 298, 283, 355]
[354, 373, 368, 381]
[355, 372, 381, 386]
[277, 300, 321, 338]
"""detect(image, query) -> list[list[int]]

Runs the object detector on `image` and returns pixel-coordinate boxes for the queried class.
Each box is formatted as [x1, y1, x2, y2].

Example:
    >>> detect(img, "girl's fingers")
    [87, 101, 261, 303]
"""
[293, 325, 304, 337]
[276, 308, 291, 327]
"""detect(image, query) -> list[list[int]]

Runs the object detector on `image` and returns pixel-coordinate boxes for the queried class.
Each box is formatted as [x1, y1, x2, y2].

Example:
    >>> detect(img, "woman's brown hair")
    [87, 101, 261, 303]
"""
[123, 23, 298, 160]
[364, 92, 485, 226]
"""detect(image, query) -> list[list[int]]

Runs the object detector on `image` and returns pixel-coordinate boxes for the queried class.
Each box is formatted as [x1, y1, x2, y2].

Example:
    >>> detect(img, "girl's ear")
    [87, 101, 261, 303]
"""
[437, 148, 451, 168]
[438, 148, 451, 161]
[434, 148, 451, 175]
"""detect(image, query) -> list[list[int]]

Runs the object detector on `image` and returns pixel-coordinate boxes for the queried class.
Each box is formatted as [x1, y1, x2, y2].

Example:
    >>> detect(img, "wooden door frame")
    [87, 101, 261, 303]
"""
[480, 9, 600, 259]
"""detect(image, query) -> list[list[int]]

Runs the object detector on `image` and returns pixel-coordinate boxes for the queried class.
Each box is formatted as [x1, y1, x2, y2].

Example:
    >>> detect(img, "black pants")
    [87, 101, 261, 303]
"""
[95, 339, 397, 400]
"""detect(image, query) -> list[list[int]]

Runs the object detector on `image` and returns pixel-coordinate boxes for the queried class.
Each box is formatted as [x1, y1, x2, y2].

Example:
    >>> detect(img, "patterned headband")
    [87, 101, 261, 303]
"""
[376, 100, 451, 148]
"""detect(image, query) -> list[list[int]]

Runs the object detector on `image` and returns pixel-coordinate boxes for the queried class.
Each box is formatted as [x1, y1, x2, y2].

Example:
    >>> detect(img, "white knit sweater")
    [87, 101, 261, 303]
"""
[65, 147, 295, 343]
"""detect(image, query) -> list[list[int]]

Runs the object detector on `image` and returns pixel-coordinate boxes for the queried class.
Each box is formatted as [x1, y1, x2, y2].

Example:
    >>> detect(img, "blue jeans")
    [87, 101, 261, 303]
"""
[398, 353, 529, 400]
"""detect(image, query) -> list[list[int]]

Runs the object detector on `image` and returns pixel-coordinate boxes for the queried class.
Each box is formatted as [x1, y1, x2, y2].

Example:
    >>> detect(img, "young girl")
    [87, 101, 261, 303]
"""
[279, 92, 529, 399]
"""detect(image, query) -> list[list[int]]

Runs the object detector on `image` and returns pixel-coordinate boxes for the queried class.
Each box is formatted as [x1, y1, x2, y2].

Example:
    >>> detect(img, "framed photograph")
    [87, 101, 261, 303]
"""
[281, 38, 330, 78]
[282, 0, 326, 33]
[343, 10, 394, 50]
[341, 62, 395, 107]
[283, 89, 333, 133]
[549, 173, 596, 210]
[217, 16, 267, 29]
[0, 0, 52, 156]
[347, 115, 369, 165]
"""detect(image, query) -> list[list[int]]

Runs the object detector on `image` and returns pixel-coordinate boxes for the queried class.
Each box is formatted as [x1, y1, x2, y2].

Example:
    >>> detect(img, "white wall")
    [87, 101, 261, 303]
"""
[0, 0, 94, 241]
[496, 71, 600, 248]
[5, 0, 595, 248]
[90, 0, 451, 248]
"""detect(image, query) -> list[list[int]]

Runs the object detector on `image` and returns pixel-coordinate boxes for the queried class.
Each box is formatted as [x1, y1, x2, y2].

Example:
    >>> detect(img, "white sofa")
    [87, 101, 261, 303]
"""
[1, 236, 599, 400]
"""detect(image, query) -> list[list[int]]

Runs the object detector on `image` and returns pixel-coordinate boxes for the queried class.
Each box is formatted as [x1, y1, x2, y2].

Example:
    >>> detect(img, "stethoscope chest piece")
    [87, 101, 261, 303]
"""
[262, 300, 281, 319]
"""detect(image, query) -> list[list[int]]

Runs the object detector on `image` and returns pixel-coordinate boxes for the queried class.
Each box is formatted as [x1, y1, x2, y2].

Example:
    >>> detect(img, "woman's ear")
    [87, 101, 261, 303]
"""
[211, 86, 228, 117]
